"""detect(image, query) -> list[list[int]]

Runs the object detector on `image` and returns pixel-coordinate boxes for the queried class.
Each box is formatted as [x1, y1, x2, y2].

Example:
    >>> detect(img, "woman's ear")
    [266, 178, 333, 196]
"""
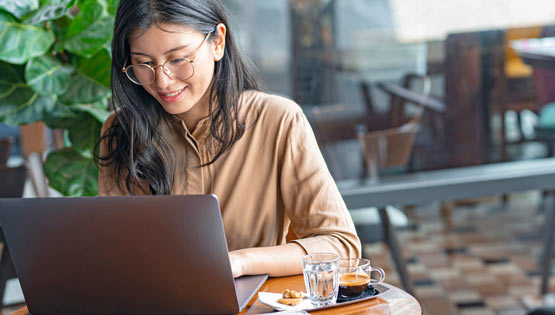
[212, 23, 226, 61]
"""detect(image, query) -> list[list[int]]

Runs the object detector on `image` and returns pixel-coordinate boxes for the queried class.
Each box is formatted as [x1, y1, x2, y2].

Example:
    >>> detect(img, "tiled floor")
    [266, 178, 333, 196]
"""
[362, 191, 555, 315]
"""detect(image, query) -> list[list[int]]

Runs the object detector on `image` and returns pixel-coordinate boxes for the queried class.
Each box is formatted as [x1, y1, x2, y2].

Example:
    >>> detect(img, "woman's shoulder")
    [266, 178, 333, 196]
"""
[101, 111, 117, 134]
[240, 90, 303, 120]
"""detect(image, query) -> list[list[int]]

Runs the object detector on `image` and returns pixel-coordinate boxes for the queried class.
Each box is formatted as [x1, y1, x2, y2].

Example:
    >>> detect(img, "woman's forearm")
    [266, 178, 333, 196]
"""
[229, 242, 307, 277]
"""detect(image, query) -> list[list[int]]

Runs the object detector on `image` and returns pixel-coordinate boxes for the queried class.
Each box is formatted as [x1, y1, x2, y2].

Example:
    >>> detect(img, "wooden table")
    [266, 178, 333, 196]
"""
[13, 276, 421, 315]
[242, 275, 420, 314]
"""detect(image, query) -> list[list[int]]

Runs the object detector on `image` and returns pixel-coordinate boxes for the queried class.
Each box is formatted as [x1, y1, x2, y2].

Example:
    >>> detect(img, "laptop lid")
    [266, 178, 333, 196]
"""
[0, 195, 266, 314]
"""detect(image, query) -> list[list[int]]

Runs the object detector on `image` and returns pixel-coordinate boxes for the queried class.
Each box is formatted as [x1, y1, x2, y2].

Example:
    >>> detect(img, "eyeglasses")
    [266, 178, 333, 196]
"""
[122, 32, 212, 85]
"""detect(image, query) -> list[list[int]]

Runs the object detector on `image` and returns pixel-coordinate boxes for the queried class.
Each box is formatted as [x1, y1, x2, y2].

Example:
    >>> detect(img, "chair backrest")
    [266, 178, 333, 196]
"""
[357, 119, 419, 170]
[355, 75, 431, 179]
[0, 137, 13, 168]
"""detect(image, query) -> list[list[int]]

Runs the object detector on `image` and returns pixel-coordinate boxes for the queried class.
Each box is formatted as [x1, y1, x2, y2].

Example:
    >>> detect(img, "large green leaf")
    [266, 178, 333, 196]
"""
[60, 72, 110, 104]
[0, 62, 56, 125]
[25, 55, 74, 95]
[106, 0, 118, 16]
[73, 98, 110, 123]
[23, 0, 77, 25]
[64, 15, 113, 58]
[43, 148, 98, 196]
[0, 11, 55, 64]
[77, 47, 111, 87]
[65, 0, 103, 37]
[66, 112, 102, 157]
[0, 0, 39, 19]
[62, 0, 112, 58]
[42, 100, 78, 129]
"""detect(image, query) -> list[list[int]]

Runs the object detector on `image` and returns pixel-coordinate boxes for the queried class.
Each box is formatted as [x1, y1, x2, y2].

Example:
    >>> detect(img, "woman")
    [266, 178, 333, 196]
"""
[97, 0, 361, 278]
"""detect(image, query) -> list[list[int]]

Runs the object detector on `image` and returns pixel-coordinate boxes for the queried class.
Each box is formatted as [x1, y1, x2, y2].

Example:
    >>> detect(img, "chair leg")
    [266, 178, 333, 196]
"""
[541, 194, 555, 295]
[377, 206, 414, 295]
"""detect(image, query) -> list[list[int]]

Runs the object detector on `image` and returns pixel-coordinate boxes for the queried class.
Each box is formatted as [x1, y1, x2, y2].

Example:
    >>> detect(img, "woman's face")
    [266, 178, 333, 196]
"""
[128, 23, 225, 123]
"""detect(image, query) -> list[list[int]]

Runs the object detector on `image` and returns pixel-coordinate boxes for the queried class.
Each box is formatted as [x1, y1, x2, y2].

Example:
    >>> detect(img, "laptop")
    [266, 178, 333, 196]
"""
[0, 195, 267, 314]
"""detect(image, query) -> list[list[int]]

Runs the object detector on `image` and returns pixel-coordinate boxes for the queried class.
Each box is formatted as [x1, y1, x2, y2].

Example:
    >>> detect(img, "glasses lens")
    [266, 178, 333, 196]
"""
[126, 65, 154, 85]
[165, 58, 194, 80]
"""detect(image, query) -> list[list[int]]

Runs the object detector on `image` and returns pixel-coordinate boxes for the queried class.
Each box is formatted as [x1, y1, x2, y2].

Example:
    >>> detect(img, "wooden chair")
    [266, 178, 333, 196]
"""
[356, 116, 419, 180]
[356, 75, 432, 179]
[370, 75, 446, 172]
[310, 74, 444, 180]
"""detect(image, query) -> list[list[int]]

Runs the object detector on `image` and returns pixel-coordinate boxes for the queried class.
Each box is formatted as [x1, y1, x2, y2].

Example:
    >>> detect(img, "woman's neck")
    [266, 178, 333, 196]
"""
[177, 91, 211, 133]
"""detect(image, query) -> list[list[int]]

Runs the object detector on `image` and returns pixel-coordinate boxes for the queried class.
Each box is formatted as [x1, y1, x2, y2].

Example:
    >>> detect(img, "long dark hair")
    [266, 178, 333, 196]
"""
[95, 0, 261, 195]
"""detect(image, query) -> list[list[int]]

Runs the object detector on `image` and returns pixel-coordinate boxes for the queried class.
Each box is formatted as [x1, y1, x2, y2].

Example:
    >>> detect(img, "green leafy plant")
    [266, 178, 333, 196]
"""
[0, 0, 118, 196]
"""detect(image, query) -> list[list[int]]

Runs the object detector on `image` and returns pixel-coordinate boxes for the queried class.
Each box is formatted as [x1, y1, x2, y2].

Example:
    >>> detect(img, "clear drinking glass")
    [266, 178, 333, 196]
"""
[302, 253, 340, 306]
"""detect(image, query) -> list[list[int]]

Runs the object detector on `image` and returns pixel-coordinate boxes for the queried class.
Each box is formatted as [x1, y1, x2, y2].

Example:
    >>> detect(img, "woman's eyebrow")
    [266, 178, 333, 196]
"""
[130, 45, 191, 58]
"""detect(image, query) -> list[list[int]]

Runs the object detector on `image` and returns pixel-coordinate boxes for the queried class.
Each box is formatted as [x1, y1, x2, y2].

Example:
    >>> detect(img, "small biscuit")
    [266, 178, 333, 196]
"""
[277, 298, 302, 306]
[282, 289, 303, 299]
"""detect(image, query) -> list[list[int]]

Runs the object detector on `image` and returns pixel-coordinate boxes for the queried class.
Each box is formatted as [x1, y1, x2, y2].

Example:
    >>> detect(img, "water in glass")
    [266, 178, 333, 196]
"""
[302, 253, 339, 306]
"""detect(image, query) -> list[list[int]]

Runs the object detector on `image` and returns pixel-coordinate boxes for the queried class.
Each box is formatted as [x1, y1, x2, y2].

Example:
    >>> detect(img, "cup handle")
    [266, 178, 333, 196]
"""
[369, 267, 385, 284]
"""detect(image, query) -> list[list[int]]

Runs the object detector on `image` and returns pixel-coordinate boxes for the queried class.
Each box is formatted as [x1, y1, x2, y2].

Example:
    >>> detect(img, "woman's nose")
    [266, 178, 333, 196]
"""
[154, 66, 174, 89]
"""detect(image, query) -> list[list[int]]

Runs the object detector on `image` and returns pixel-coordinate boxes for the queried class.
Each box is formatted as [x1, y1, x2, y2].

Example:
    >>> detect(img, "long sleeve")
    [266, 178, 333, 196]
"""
[279, 110, 361, 259]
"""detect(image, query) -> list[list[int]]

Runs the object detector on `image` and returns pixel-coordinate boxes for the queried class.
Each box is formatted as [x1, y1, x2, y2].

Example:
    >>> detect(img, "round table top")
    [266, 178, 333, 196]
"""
[13, 275, 421, 315]
[242, 275, 421, 315]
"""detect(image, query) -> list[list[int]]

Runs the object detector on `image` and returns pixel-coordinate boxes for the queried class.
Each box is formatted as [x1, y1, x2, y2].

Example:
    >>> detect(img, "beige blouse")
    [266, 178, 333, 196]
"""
[98, 90, 361, 258]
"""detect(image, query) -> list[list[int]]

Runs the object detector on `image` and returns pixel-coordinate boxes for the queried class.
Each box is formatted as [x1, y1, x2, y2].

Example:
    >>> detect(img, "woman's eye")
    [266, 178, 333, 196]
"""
[135, 60, 153, 65]
[168, 58, 186, 66]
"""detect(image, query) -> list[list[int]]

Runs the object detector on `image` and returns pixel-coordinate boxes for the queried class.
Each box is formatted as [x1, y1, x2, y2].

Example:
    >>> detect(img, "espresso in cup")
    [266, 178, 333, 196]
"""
[338, 258, 385, 298]
[338, 272, 370, 297]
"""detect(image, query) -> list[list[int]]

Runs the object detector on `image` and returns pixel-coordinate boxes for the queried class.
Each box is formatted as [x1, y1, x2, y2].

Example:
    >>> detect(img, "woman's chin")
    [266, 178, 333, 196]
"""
[160, 102, 192, 116]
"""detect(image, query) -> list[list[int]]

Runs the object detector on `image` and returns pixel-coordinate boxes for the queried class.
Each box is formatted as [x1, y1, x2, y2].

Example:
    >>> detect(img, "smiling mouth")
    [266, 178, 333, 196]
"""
[162, 90, 182, 97]
[158, 87, 186, 103]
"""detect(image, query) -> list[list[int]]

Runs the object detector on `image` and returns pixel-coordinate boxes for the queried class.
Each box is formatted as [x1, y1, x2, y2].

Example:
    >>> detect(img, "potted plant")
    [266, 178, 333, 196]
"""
[0, 0, 118, 196]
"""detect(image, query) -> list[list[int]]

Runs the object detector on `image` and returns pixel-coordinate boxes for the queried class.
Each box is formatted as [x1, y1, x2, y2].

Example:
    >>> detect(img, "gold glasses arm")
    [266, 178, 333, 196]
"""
[189, 32, 212, 64]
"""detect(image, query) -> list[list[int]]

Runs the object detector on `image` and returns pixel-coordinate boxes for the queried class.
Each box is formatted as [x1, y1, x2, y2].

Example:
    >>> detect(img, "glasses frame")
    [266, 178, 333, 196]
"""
[122, 32, 212, 85]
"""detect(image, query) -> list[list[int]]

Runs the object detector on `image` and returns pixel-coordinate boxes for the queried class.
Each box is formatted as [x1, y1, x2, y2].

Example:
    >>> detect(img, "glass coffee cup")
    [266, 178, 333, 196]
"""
[338, 258, 385, 298]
